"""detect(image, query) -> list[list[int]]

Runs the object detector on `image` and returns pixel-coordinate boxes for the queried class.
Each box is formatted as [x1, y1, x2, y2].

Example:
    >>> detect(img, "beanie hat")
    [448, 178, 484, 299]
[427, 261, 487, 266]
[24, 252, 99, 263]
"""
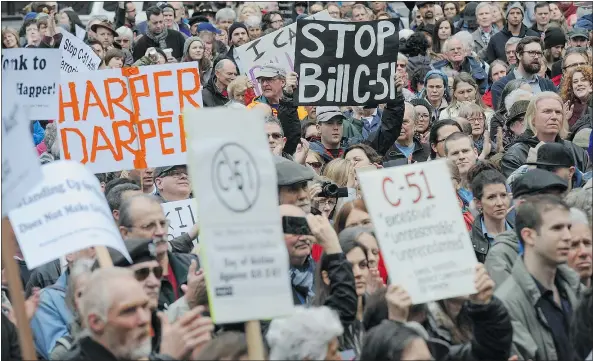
[544, 27, 566, 50]
[506, 2, 524, 19]
[410, 98, 434, 117]
[228, 22, 248, 38]
[183, 36, 204, 58]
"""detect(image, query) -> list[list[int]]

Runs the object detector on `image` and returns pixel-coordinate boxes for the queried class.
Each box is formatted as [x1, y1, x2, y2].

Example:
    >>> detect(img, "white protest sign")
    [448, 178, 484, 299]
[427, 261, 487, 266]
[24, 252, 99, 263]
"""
[1, 48, 61, 120]
[358, 160, 478, 304]
[162, 198, 198, 240]
[234, 10, 332, 95]
[8, 161, 131, 270]
[1, 103, 42, 216]
[75, 25, 86, 40]
[184, 107, 294, 324]
[60, 30, 100, 74]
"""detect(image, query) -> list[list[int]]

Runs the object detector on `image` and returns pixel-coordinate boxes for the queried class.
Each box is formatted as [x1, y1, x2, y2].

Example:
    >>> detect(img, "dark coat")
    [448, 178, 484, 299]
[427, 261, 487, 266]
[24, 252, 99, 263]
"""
[201, 75, 230, 107]
[132, 29, 186, 61]
[25, 259, 61, 297]
[383, 137, 431, 165]
[432, 56, 488, 95]
[64, 336, 175, 361]
[491, 72, 557, 112]
[1, 313, 21, 361]
[158, 252, 198, 311]
[500, 130, 591, 177]
[484, 25, 540, 64]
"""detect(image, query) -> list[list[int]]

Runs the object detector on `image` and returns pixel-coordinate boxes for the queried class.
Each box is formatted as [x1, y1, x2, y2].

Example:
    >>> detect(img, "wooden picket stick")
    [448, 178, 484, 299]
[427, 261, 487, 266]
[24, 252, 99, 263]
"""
[95, 246, 114, 268]
[1, 217, 37, 360]
[245, 320, 265, 360]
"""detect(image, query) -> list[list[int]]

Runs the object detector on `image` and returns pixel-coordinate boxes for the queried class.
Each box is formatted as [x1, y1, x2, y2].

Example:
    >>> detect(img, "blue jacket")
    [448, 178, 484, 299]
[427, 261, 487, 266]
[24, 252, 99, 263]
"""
[360, 109, 382, 140]
[32, 121, 44, 146]
[30, 271, 73, 359]
[491, 71, 557, 111]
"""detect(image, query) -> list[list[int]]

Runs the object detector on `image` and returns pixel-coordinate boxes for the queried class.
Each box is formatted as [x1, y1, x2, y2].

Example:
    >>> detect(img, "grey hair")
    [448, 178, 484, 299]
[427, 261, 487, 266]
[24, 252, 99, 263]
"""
[215, 59, 235, 73]
[505, 36, 522, 49]
[116, 26, 133, 40]
[404, 102, 417, 123]
[118, 193, 163, 228]
[451, 31, 473, 52]
[65, 258, 96, 322]
[245, 15, 262, 29]
[505, 89, 532, 111]
[570, 207, 590, 226]
[86, 15, 109, 30]
[397, 53, 408, 63]
[475, 3, 492, 16]
[266, 306, 343, 360]
[107, 183, 141, 212]
[216, 8, 236, 22]
[565, 188, 593, 224]
[265, 116, 284, 136]
[79, 267, 134, 323]
[338, 226, 375, 244]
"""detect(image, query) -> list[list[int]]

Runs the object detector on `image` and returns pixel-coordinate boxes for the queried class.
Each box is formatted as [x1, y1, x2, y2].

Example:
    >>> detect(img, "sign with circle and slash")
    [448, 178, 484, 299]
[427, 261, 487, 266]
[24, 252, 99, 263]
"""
[211, 142, 260, 213]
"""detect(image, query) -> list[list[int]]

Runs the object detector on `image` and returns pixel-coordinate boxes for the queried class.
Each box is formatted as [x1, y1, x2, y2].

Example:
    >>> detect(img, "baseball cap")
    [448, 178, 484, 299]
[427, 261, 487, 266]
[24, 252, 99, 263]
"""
[316, 106, 346, 123]
[274, 156, 315, 186]
[255, 64, 287, 79]
[569, 28, 588, 40]
[154, 165, 187, 178]
[525, 143, 574, 168]
[511, 168, 568, 199]
[197, 22, 222, 34]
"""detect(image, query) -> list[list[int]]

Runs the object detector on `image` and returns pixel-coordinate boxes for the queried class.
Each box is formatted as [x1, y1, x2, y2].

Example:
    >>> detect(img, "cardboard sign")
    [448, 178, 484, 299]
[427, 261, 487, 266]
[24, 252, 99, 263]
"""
[60, 30, 101, 74]
[357, 160, 477, 304]
[1, 48, 61, 120]
[162, 198, 198, 240]
[8, 160, 131, 270]
[294, 19, 399, 106]
[58, 63, 203, 173]
[184, 107, 294, 324]
[1, 103, 42, 216]
[234, 10, 332, 95]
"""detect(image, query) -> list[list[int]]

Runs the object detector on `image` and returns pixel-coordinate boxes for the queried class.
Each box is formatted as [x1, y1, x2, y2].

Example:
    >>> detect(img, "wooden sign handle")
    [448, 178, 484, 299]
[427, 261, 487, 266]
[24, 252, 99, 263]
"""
[95, 246, 114, 268]
[245, 320, 265, 360]
[1, 218, 37, 360]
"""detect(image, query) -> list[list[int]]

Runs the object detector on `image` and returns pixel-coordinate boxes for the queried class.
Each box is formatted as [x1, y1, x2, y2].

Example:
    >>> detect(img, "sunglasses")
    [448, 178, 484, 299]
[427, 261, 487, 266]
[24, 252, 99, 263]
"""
[134, 266, 164, 281]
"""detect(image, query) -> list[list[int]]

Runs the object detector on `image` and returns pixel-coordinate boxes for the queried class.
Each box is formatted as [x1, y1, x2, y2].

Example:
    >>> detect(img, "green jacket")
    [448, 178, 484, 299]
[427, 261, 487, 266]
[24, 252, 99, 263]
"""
[484, 230, 519, 289]
[344, 116, 363, 142]
[494, 259, 584, 361]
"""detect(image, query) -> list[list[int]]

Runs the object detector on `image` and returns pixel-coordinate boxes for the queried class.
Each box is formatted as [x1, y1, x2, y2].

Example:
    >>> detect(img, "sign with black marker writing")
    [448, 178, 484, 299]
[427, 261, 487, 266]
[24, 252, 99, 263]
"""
[60, 30, 100, 75]
[1, 48, 61, 120]
[162, 198, 198, 240]
[294, 19, 399, 106]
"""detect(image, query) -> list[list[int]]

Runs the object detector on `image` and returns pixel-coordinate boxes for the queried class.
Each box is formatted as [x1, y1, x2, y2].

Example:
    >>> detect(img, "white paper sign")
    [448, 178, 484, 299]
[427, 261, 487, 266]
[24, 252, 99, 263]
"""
[162, 198, 198, 240]
[1, 103, 42, 215]
[8, 161, 131, 270]
[358, 160, 478, 304]
[234, 10, 332, 95]
[75, 25, 86, 40]
[1, 48, 61, 120]
[184, 107, 294, 324]
[60, 30, 100, 74]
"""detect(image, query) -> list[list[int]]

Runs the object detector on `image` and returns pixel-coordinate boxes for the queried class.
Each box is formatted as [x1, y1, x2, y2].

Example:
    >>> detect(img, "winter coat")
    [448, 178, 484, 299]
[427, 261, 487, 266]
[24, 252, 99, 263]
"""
[491, 72, 557, 112]
[25, 258, 61, 297]
[158, 252, 198, 311]
[484, 230, 520, 289]
[2, 313, 21, 361]
[495, 259, 584, 361]
[569, 111, 592, 143]
[484, 25, 540, 64]
[383, 137, 431, 165]
[63, 336, 175, 361]
[500, 129, 591, 177]
[202, 75, 230, 107]
[132, 29, 186, 62]
[432, 56, 488, 95]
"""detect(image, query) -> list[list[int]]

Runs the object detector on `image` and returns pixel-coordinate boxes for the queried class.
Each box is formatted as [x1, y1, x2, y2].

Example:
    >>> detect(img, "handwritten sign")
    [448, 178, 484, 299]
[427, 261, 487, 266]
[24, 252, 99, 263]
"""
[184, 107, 294, 324]
[1, 48, 61, 120]
[162, 198, 198, 240]
[60, 30, 100, 74]
[8, 161, 131, 270]
[58, 63, 203, 173]
[234, 10, 332, 95]
[294, 19, 399, 106]
[1, 103, 42, 215]
[357, 160, 477, 304]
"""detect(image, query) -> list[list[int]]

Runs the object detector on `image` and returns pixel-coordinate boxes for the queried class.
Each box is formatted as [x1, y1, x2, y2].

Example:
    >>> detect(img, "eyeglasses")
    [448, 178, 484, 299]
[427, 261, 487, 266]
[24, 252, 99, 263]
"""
[522, 50, 543, 58]
[259, 77, 281, 84]
[468, 116, 484, 123]
[134, 266, 164, 281]
[563, 62, 588, 70]
[130, 219, 170, 233]
[163, 170, 188, 178]
[267, 132, 283, 140]
[307, 161, 323, 169]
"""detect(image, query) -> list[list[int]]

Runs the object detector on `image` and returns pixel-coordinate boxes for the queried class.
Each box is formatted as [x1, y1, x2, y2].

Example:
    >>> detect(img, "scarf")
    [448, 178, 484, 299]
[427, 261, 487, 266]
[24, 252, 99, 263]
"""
[146, 27, 169, 51]
[289, 256, 315, 304]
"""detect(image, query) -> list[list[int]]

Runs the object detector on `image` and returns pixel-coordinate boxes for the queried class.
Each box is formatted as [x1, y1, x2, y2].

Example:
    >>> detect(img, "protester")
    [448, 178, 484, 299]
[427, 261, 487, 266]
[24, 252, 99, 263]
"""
[106, 183, 142, 220]
[429, 119, 463, 159]
[154, 165, 191, 202]
[133, 6, 186, 62]
[423, 70, 449, 121]
[567, 208, 592, 287]
[561, 65, 592, 127]
[182, 37, 212, 84]
[202, 59, 236, 107]
[458, 103, 495, 157]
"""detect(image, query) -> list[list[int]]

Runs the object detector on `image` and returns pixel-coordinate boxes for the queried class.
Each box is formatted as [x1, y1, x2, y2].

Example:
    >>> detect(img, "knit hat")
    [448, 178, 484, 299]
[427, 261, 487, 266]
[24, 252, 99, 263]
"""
[506, 2, 524, 18]
[228, 22, 248, 38]
[544, 27, 566, 50]
[505, 100, 530, 126]
[410, 98, 434, 117]
[183, 36, 204, 58]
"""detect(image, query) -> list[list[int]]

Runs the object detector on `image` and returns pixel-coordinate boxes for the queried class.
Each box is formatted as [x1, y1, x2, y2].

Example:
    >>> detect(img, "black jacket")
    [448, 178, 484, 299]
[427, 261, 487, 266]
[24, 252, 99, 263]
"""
[64, 336, 175, 361]
[569, 108, 592, 142]
[365, 92, 406, 159]
[491, 71, 557, 112]
[1, 313, 21, 361]
[202, 75, 230, 107]
[470, 214, 514, 264]
[319, 253, 358, 326]
[484, 25, 539, 64]
[158, 251, 198, 311]
[500, 130, 591, 177]
[132, 30, 186, 61]
[383, 137, 431, 165]
[25, 259, 61, 297]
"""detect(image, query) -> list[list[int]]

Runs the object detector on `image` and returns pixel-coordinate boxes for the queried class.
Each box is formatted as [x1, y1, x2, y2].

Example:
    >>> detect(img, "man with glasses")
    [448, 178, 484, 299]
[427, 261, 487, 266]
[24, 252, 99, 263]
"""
[154, 165, 191, 202]
[491, 36, 557, 110]
[263, 11, 285, 30]
[118, 194, 197, 310]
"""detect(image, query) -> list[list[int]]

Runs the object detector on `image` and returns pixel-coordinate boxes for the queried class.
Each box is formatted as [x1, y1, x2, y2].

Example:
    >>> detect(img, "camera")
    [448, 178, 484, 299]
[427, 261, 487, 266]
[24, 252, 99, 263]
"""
[318, 181, 349, 198]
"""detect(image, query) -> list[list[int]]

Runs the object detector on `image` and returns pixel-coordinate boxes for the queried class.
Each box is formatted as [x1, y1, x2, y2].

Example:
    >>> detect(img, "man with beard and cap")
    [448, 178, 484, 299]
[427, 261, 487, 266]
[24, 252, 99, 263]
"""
[133, 6, 186, 62]
[485, 168, 569, 288]
[225, 22, 249, 69]
[110, 239, 213, 359]
[484, 2, 539, 63]
[491, 37, 557, 110]
[416, 2, 435, 27]
[118, 194, 198, 306]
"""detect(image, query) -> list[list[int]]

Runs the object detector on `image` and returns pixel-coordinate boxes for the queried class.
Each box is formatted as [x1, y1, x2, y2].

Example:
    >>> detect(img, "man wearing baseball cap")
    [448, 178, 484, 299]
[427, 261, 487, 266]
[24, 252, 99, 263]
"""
[484, 2, 539, 63]
[568, 28, 589, 49]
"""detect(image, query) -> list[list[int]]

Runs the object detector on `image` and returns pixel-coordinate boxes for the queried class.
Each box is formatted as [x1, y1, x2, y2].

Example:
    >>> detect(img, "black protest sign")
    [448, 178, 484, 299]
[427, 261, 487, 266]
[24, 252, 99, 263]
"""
[294, 19, 399, 106]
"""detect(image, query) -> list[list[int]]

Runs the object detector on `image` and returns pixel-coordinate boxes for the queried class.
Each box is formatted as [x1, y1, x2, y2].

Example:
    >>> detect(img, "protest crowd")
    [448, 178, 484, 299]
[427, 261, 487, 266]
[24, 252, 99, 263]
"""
[2, 1, 593, 360]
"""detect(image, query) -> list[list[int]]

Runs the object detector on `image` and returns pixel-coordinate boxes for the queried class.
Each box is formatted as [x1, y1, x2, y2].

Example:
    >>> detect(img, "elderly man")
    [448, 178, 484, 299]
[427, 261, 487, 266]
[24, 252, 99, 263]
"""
[106, 183, 142, 220]
[275, 157, 316, 214]
[351, 4, 372, 22]
[501, 92, 589, 177]
[504, 37, 521, 66]
[118, 194, 197, 307]
[471, 3, 497, 56]
[153, 165, 191, 202]
[383, 102, 430, 166]
[567, 208, 592, 287]
[202, 59, 236, 107]
[215, 8, 236, 31]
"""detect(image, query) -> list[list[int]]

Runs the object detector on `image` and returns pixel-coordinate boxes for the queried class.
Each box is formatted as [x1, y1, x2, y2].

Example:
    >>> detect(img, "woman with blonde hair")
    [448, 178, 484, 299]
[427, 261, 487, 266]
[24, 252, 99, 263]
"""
[560, 65, 592, 128]
[323, 159, 357, 189]
[227, 75, 255, 105]
[439, 72, 494, 122]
